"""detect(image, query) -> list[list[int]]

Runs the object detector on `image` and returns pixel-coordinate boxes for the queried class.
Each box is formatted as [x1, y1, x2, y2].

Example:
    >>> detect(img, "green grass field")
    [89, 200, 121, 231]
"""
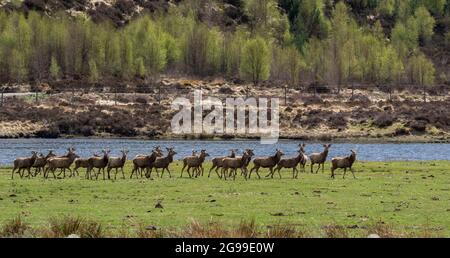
[0, 161, 449, 237]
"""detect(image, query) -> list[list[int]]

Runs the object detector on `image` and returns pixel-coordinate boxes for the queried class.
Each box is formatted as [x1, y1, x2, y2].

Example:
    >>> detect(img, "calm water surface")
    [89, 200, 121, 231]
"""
[0, 138, 449, 165]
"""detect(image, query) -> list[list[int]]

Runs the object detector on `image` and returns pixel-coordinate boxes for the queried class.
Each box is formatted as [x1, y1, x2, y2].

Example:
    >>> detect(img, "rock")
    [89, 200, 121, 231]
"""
[367, 234, 381, 238]
[145, 226, 158, 231]
[66, 234, 80, 238]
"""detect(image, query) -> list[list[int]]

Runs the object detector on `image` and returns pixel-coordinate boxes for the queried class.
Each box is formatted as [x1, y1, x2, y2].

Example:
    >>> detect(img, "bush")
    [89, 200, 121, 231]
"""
[35, 125, 60, 138]
[80, 126, 95, 137]
[373, 113, 394, 128]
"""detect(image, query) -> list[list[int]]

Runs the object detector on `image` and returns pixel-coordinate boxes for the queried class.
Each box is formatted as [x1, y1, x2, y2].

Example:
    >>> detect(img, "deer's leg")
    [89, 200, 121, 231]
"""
[208, 165, 216, 178]
[11, 167, 16, 179]
[215, 166, 222, 179]
[121, 167, 125, 179]
[350, 168, 356, 179]
[331, 167, 335, 179]
[166, 168, 172, 178]
[343, 168, 347, 179]
[315, 164, 321, 174]
[254, 167, 261, 179]
[322, 163, 325, 173]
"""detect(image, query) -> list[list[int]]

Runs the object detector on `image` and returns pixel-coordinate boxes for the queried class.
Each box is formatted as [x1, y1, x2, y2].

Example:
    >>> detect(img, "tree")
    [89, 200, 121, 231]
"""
[414, 7, 435, 44]
[304, 37, 327, 88]
[328, 2, 352, 94]
[279, 0, 329, 47]
[50, 55, 61, 80]
[408, 52, 435, 102]
[391, 19, 419, 59]
[89, 58, 99, 83]
[240, 37, 271, 84]
[285, 46, 304, 86]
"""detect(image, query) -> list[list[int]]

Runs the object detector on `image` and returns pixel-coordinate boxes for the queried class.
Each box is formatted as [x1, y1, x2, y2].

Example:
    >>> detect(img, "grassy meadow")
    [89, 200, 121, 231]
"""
[0, 161, 449, 237]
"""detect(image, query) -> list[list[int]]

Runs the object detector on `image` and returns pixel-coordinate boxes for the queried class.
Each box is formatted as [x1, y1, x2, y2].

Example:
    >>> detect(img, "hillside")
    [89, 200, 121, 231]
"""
[0, 0, 449, 141]
[1, 0, 448, 83]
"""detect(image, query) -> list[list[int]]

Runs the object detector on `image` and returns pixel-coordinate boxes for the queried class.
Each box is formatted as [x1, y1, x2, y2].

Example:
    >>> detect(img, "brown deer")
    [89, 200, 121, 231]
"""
[331, 150, 357, 179]
[271, 148, 308, 179]
[74, 152, 100, 179]
[131, 147, 162, 179]
[151, 147, 177, 178]
[11, 151, 38, 179]
[221, 149, 255, 180]
[32, 150, 56, 177]
[297, 143, 308, 173]
[309, 144, 331, 174]
[180, 150, 209, 178]
[208, 149, 237, 178]
[45, 148, 79, 179]
[88, 149, 111, 180]
[107, 150, 129, 180]
[248, 149, 284, 179]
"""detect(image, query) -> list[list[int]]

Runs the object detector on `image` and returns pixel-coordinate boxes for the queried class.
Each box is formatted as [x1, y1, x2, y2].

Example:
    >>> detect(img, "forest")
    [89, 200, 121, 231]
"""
[0, 0, 448, 93]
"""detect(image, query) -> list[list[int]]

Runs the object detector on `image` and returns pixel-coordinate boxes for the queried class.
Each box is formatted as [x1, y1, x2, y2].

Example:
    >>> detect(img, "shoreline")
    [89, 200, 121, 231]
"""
[0, 134, 449, 144]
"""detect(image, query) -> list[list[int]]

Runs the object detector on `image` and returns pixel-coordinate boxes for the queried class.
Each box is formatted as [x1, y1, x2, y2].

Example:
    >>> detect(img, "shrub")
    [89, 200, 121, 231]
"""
[0, 216, 29, 237]
[373, 113, 394, 128]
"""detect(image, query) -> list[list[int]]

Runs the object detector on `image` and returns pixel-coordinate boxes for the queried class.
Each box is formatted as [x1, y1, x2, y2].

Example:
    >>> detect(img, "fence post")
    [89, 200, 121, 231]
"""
[158, 83, 161, 106]
[284, 85, 288, 106]
[114, 86, 117, 106]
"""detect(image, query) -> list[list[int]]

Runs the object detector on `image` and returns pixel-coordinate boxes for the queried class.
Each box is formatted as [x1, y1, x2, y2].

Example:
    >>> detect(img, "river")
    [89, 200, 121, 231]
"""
[0, 138, 449, 165]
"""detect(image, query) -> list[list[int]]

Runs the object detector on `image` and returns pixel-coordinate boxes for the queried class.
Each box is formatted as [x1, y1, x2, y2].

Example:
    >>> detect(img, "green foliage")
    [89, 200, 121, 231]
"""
[0, 0, 443, 88]
[414, 7, 435, 43]
[408, 52, 435, 86]
[279, 0, 329, 47]
[88, 58, 99, 83]
[49, 56, 61, 80]
[304, 37, 328, 83]
[240, 37, 271, 84]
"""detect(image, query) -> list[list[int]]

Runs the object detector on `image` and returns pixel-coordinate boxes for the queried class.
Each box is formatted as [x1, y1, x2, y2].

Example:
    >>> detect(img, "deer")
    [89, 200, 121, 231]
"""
[130, 147, 162, 179]
[11, 151, 38, 179]
[32, 150, 56, 177]
[221, 149, 255, 180]
[180, 150, 209, 178]
[309, 144, 331, 174]
[297, 143, 308, 173]
[107, 150, 129, 180]
[248, 149, 284, 179]
[208, 149, 237, 178]
[271, 147, 308, 179]
[150, 147, 177, 178]
[87, 149, 111, 180]
[331, 150, 357, 179]
[74, 153, 100, 179]
[44, 148, 79, 179]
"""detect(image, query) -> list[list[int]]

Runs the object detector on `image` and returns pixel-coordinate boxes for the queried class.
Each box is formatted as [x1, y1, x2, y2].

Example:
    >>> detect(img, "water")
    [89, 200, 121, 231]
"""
[0, 138, 449, 165]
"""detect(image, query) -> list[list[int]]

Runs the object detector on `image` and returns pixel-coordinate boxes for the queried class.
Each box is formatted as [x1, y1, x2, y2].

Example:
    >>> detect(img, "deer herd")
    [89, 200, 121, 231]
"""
[9, 144, 357, 180]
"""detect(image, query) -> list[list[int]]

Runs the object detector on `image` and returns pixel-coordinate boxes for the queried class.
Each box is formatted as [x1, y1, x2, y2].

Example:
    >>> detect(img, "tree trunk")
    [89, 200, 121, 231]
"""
[284, 86, 287, 106]
[114, 86, 117, 106]
[423, 85, 426, 102]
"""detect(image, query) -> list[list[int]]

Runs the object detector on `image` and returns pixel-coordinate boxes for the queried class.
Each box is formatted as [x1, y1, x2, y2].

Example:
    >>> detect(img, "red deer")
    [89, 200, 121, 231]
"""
[310, 144, 331, 173]
[331, 150, 357, 179]
[248, 149, 284, 179]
